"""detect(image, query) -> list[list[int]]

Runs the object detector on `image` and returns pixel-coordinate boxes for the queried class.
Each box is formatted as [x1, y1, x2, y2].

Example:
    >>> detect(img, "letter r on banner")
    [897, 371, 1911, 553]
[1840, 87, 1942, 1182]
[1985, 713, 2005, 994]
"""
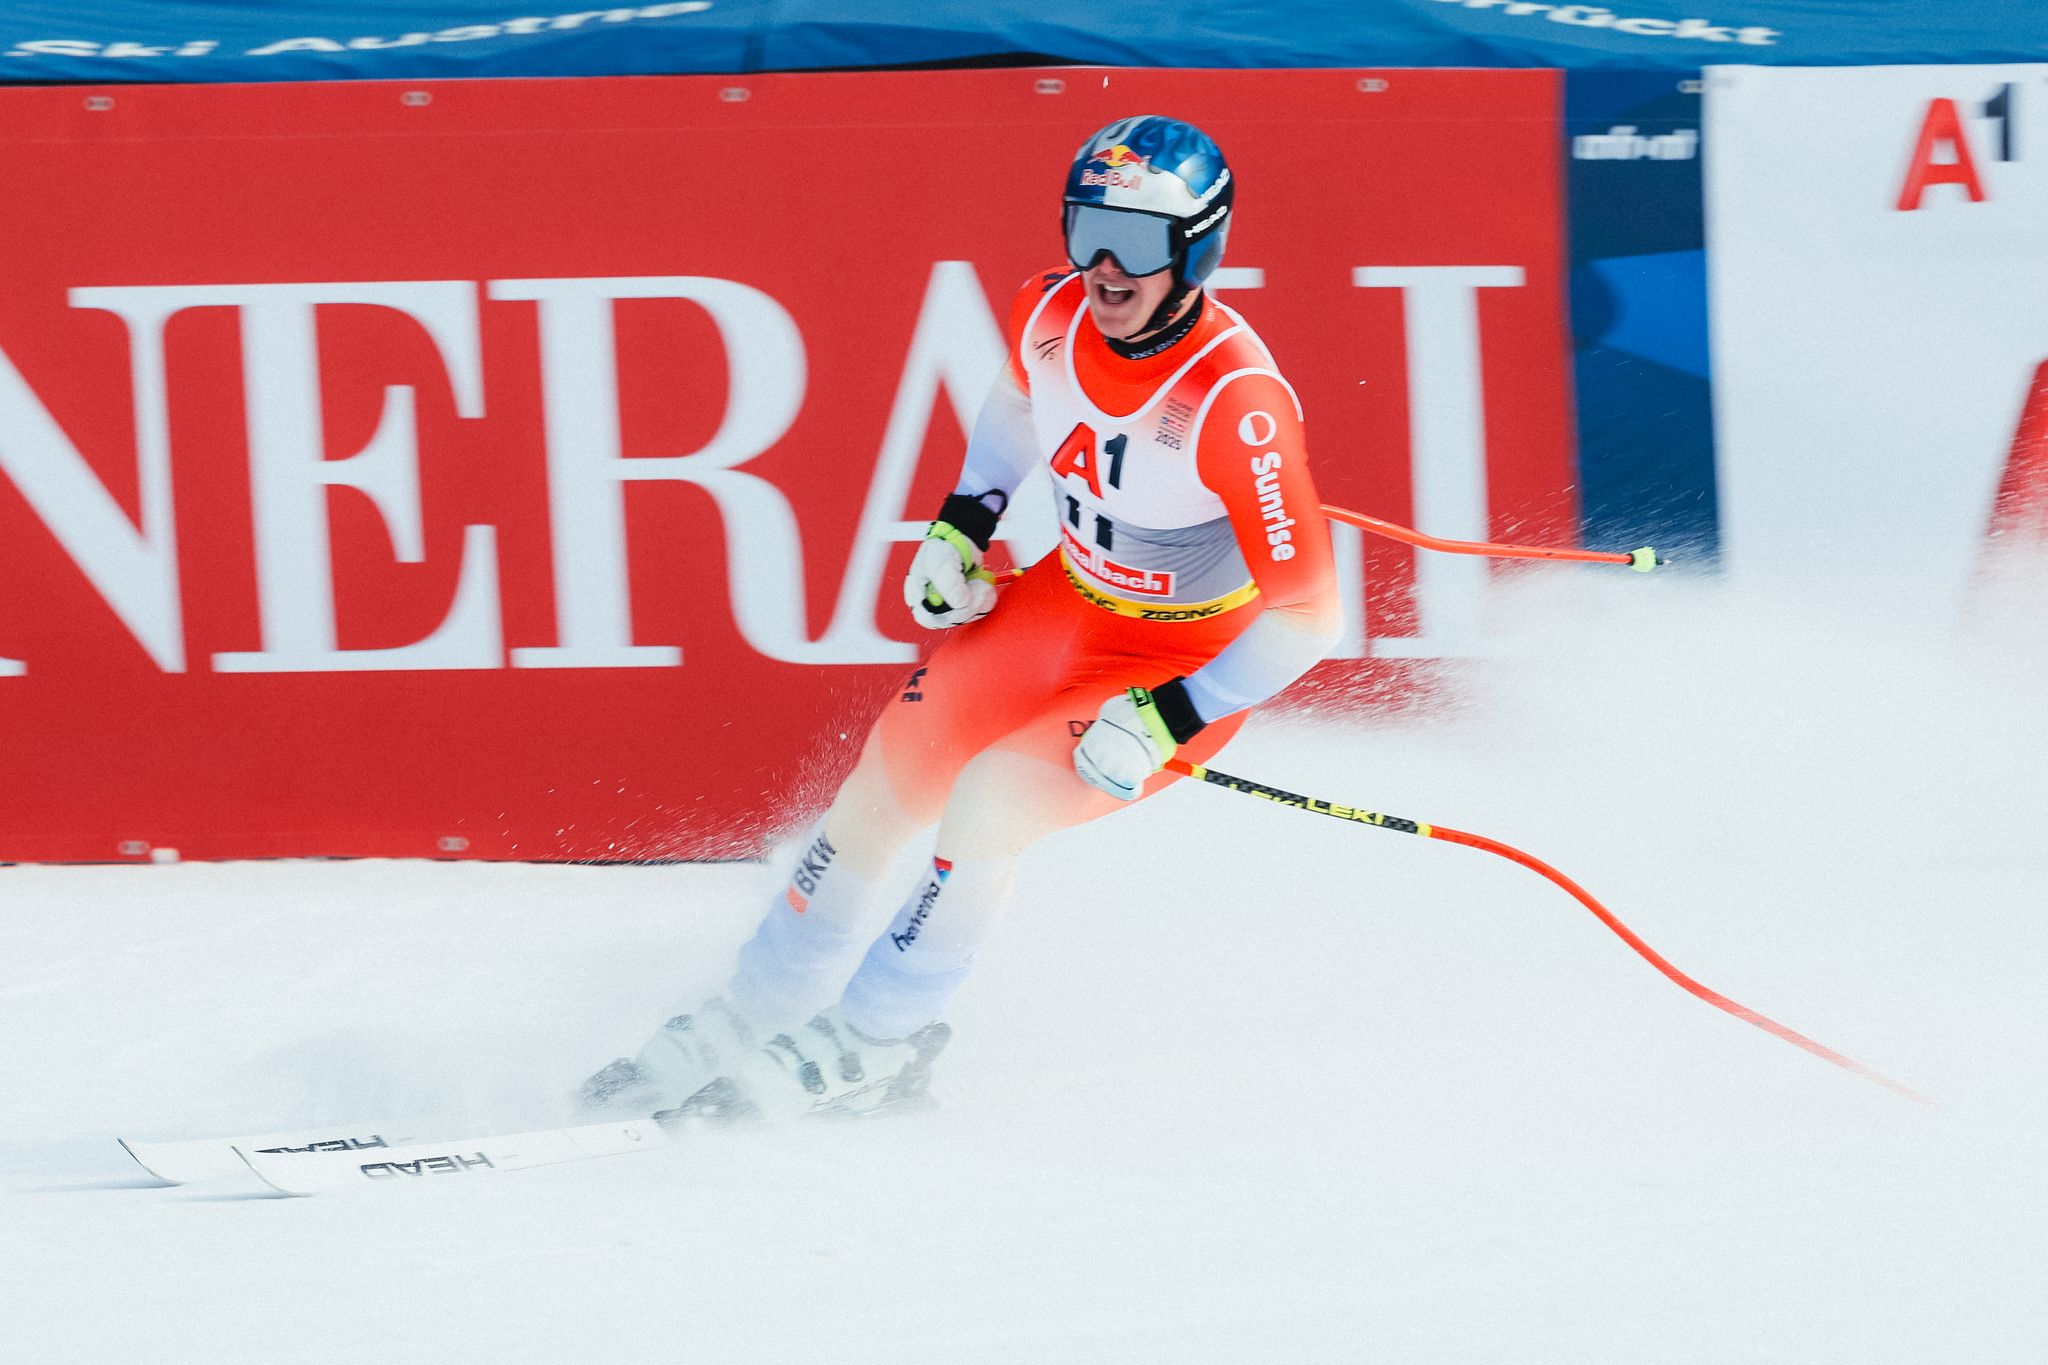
[489, 276, 807, 667]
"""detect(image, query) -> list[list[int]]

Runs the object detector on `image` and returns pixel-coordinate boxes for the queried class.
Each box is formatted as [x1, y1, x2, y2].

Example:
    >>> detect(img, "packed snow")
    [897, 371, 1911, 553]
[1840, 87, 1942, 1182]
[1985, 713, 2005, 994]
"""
[4, 562, 2044, 1364]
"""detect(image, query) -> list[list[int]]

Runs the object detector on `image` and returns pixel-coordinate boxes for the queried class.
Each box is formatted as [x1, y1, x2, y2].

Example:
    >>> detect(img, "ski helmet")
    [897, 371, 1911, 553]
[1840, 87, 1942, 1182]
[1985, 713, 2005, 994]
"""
[1062, 115, 1233, 291]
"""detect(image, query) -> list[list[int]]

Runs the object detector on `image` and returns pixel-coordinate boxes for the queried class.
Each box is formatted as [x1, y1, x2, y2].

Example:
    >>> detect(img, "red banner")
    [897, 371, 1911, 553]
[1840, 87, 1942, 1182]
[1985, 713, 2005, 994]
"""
[0, 68, 1572, 861]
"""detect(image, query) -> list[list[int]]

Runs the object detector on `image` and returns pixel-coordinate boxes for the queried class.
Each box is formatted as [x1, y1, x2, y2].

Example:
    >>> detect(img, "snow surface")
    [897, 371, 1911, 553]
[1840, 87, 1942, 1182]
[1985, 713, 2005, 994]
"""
[5, 564, 2046, 1364]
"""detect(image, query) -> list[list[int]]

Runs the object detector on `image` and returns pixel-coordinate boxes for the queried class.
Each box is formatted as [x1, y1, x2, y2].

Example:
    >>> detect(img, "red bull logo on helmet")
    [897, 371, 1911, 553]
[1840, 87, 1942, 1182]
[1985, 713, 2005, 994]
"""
[1081, 142, 1151, 191]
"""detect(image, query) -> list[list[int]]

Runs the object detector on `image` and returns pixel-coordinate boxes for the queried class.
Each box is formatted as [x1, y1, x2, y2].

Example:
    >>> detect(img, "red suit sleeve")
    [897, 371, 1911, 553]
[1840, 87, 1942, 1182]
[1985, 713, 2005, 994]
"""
[1180, 372, 1342, 721]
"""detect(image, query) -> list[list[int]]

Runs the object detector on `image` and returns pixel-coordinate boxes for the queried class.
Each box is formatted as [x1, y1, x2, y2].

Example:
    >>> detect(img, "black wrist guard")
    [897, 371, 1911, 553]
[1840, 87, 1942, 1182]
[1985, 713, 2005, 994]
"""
[937, 492, 1002, 551]
[1149, 676, 1208, 746]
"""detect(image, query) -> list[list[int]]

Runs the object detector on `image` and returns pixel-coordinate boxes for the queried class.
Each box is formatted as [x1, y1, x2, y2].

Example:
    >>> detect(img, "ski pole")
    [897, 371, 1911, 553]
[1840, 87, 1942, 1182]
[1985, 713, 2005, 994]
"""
[1163, 757, 1931, 1106]
[1321, 503, 1664, 571]
[966, 502, 1658, 592]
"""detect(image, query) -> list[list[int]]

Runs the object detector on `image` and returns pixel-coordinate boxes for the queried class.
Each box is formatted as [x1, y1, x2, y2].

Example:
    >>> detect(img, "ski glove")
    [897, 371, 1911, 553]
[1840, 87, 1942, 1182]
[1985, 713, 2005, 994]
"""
[1073, 679, 1207, 801]
[905, 493, 1003, 629]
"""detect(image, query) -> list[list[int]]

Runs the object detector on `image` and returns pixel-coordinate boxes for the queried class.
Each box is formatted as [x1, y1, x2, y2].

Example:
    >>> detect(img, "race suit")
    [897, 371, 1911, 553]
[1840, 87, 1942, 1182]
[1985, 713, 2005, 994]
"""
[727, 270, 1343, 1039]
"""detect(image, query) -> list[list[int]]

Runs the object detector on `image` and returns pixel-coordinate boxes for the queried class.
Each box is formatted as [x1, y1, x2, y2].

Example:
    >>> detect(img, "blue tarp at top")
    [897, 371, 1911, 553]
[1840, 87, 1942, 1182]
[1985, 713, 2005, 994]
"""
[2, 0, 2045, 84]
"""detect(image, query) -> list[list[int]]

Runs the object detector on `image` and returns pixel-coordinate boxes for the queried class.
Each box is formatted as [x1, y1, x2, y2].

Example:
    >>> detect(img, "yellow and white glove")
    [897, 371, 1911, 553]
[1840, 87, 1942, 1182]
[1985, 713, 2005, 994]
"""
[1073, 680, 1207, 801]
[905, 494, 1002, 629]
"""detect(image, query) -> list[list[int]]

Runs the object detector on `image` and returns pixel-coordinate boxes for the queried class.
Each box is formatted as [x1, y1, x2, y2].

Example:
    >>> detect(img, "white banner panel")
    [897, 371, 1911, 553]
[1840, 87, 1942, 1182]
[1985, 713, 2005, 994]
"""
[1706, 63, 2048, 602]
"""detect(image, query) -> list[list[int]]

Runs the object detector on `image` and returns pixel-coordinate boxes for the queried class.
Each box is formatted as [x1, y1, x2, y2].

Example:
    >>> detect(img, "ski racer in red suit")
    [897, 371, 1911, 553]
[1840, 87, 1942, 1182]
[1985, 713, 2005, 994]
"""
[584, 115, 1342, 1120]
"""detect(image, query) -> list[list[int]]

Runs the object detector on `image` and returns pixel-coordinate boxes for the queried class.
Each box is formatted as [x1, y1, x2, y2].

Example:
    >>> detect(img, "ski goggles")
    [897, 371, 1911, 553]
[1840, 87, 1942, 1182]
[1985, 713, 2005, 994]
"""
[1063, 203, 1179, 278]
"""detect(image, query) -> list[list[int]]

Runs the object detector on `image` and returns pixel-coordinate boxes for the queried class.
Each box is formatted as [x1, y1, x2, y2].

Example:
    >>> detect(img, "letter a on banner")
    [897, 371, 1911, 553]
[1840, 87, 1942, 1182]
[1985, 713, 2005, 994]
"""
[814, 261, 1010, 664]
[1897, 98, 1987, 210]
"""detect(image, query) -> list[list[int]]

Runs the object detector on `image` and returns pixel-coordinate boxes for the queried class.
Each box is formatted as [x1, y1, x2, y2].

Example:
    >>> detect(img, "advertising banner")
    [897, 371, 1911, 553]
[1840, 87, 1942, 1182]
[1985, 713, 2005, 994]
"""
[1706, 63, 2048, 601]
[5, 0, 2044, 85]
[0, 68, 1574, 861]
[1565, 69, 1716, 558]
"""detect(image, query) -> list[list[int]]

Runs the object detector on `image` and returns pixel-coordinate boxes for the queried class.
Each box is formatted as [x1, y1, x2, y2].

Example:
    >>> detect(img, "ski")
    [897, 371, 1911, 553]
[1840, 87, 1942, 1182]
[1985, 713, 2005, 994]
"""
[119, 1123, 420, 1185]
[235, 1118, 671, 1196]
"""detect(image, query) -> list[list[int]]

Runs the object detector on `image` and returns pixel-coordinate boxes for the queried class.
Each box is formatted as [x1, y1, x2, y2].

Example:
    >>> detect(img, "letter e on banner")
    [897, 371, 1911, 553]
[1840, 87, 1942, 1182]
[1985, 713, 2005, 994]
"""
[1897, 98, 1987, 211]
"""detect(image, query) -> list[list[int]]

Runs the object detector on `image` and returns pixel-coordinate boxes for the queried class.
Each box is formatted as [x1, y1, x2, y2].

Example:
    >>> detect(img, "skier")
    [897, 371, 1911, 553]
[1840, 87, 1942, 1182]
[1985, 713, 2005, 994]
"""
[585, 114, 1342, 1121]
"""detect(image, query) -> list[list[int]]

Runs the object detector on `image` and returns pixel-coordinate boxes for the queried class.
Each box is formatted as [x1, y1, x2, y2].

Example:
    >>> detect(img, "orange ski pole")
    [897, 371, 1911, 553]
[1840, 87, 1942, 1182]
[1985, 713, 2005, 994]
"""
[962, 504, 1657, 586]
[1163, 757, 1930, 1106]
[1321, 503, 1664, 571]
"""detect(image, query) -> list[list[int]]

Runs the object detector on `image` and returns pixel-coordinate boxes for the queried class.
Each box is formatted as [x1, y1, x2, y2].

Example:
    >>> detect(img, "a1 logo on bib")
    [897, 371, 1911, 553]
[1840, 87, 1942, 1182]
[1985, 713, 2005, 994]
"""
[1050, 422, 1130, 499]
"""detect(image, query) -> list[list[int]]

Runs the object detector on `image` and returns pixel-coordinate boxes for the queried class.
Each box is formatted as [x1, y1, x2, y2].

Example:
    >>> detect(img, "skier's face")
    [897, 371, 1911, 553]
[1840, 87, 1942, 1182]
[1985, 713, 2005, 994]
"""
[1082, 257, 1177, 340]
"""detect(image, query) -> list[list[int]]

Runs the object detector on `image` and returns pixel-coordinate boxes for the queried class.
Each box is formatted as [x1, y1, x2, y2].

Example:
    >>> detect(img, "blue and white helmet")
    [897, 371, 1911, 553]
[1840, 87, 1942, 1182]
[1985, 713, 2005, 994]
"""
[1062, 115, 1233, 290]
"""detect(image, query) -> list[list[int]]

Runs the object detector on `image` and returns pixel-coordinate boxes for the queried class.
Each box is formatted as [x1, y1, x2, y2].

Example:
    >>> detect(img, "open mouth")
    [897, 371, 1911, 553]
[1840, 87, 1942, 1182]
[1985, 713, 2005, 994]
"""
[1097, 283, 1135, 307]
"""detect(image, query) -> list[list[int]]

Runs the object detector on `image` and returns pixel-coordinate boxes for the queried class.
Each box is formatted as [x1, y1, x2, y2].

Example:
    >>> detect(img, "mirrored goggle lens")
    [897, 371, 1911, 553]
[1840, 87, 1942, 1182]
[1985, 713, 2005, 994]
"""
[1064, 204, 1176, 277]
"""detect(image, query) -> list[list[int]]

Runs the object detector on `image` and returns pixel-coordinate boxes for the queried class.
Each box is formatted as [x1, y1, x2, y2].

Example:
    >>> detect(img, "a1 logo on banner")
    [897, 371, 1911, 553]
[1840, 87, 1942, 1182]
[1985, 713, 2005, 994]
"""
[1708, 62, 2048, 603]
[1887, 74, 2048, 555]
[1896, 81, 2020, 210]
[1988, 359, 2048, 541]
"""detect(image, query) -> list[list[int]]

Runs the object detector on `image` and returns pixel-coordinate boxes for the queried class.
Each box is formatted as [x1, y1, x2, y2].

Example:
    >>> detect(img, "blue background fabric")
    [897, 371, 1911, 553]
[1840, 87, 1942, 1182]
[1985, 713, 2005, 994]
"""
[3, 0, 2043, 85]
[1564, 70, 1720, 560]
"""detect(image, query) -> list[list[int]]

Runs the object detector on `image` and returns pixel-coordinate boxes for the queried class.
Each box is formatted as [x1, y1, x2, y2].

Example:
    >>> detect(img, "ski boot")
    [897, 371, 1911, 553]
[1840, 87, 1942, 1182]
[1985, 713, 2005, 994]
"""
[658, 1005, 952, 1126]
[578, 998, 757, 1116]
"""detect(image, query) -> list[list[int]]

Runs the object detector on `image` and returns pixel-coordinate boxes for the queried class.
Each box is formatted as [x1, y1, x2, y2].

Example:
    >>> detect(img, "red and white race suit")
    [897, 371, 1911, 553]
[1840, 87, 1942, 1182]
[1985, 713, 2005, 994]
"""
[728, 271, 1343, 1041]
